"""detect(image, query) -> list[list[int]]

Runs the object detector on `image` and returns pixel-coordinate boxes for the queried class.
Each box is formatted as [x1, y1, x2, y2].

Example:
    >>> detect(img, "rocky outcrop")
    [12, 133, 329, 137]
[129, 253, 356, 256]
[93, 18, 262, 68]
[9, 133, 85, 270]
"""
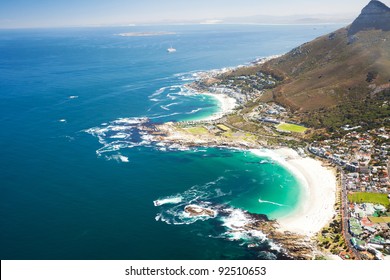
[244, 219, 316, 260]
[184, 205, 216, 217]
[348, 0, 390, 36]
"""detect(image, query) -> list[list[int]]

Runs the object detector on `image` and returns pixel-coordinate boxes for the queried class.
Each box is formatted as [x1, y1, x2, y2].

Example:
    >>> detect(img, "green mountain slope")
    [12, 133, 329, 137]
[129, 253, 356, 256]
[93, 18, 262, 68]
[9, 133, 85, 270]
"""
[257, 1, 390, 130]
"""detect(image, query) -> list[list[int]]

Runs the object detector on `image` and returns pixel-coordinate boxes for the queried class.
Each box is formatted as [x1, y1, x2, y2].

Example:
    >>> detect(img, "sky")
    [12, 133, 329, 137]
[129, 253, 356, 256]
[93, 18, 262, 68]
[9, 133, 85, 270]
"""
[0, 0, 389, 28]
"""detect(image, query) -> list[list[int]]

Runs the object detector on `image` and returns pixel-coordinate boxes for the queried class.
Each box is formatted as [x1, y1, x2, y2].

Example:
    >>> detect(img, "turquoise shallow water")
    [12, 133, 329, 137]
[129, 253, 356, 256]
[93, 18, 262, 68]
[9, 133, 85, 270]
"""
[0, 24, 342, 259]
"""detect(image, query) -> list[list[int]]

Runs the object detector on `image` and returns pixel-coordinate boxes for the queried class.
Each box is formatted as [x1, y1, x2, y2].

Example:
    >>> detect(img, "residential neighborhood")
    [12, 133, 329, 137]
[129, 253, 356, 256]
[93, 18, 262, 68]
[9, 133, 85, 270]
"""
[308, 128, 390, 259]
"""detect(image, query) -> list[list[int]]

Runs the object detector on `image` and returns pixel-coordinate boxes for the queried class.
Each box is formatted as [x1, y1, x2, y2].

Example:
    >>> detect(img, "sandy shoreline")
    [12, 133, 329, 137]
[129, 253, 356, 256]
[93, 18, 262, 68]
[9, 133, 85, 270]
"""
[251, 148, 337, 237]
[174, 55, 337, 237]
[199, 92, 238, 121]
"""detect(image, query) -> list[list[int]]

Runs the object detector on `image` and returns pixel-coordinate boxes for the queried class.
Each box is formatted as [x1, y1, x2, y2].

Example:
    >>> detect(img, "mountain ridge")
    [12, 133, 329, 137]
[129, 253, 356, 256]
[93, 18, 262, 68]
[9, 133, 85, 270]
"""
[348, 0, 390, 35]
[253, 1, 390, 130]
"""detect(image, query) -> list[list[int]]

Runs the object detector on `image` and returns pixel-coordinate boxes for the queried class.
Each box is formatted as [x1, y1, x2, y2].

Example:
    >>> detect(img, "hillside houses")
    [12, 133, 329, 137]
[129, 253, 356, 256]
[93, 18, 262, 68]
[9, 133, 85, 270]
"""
[309, 128, 390, 193]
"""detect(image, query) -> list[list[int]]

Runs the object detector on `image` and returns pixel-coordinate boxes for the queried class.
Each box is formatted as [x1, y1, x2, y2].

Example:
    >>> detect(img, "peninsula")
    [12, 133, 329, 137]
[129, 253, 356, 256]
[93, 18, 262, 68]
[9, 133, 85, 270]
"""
[143, 0, 390, 260]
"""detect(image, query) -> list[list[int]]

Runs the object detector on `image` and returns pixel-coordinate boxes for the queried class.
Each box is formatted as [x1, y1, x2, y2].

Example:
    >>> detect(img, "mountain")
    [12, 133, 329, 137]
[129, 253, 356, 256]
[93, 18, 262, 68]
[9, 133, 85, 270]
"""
[349, 0, 390, 35]
[222, 14, 355, 25]
[256, 0, 390, 131]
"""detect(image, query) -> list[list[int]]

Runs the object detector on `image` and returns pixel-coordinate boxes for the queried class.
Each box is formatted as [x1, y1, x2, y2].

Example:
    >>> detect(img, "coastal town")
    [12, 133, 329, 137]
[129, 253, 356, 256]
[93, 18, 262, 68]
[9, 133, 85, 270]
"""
[143, 59, 390, 259]
[309, 128, 390, 259]
[83, 0, 390, 261]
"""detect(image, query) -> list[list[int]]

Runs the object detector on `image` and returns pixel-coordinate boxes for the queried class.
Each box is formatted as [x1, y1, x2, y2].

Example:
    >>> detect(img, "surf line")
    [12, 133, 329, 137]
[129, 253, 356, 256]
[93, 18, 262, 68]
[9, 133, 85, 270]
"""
[258, 198, 286, 207]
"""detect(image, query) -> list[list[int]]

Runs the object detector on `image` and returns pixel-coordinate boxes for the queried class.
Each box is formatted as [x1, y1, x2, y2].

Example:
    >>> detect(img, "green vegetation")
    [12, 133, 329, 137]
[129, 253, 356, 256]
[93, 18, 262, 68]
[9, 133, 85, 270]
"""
[317, 218, 347, 255]
[184, 126, 208, 135]
[348, 192, 390, 207]
[255, 26, 390, 134]
[276, 123, 308, 133]
[216, 124, 230, 132]
[302, 90, 390, 132]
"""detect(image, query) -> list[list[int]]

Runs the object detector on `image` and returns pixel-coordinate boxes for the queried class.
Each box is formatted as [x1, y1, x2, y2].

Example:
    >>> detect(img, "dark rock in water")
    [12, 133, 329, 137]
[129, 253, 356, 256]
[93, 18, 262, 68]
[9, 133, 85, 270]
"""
[184, 205, 216, 217]
[348, 0, 390, 36]
[244, 221, 316, 260]
[247, 212, 270, 222]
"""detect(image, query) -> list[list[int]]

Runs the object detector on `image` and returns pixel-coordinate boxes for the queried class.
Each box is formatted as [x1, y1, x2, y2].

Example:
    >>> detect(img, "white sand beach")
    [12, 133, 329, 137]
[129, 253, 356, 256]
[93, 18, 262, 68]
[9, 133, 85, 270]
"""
[199, 92, 238, 121]
[251, 148, 337, 237]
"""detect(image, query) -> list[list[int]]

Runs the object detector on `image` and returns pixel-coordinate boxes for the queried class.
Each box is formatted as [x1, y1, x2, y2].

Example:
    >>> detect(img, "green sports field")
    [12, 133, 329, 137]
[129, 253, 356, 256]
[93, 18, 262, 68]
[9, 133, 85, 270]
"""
[276, 123, 308, 133]
[348, 192, 390, 207]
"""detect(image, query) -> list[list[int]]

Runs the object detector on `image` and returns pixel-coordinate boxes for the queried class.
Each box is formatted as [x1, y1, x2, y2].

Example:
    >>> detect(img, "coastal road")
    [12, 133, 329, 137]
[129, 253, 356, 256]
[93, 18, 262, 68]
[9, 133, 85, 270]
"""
[306, 147, 361, 260]
[340, 170, 362, 260]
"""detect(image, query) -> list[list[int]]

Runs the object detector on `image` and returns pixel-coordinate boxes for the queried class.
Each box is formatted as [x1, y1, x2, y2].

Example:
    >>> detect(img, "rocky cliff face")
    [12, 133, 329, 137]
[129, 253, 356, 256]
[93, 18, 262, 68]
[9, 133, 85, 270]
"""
[348, 0, 390, 36]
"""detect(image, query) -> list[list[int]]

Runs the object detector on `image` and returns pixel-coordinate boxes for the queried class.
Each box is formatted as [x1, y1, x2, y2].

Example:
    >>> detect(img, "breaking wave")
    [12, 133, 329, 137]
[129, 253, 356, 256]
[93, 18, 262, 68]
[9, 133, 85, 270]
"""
[258, 198, 286, 207]
[84, 117, 152, 158]
[153, 176, 282, 258]
[153, 177, 226, 225]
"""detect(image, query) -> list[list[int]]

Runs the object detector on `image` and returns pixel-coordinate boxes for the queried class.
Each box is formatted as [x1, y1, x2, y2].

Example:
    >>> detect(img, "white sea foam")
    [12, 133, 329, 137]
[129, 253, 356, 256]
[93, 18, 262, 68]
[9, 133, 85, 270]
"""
[187, 108, 202, 114]
[112, 117, 148, 125]
[110, 133, 130, 139]
[154, 196, 183, 206]
[119, 155, 129, 162]
[149, 112, 180, 119]
[165, 102, 181, 108]
[166, 94, 177, 100]
[153, 177, 225, 225]
[149, 87, 166, 98]
[106, 154, 130, 163]
[69, 95, 78, 99]
[258, 198, 286, 207]
[221, 208, 252, 229]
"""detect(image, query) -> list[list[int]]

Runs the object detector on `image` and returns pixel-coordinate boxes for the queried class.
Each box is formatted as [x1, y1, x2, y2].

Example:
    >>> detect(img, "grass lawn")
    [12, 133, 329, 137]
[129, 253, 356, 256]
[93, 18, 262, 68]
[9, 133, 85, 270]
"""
[348, 192, 390, 207]
[216, 124, 230, 132]
[276, 123, 308, 133]
[184, 126, 209, 135]
[368, 216, 390, 223]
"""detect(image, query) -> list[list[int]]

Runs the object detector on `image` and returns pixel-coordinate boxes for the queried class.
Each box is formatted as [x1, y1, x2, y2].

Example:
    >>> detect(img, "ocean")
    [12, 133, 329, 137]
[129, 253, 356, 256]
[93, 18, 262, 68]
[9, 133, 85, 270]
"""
[0, 24, 343, 260]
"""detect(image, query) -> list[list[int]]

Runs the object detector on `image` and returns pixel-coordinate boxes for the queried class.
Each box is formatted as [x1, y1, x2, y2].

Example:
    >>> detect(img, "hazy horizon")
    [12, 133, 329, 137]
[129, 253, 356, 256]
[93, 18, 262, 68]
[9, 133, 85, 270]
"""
[1, 0, 389, 29]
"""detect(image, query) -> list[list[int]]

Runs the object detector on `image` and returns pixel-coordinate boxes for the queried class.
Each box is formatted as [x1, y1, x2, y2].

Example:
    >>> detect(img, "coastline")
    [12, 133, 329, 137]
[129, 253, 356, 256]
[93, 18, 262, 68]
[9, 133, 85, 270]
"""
[153, 55, 338, 239]
[157, 63, 337, 238]
[185, 54, 282, 122]
[199, 92, 238, 121]
[155, 123, 337, 237]
[251, 148, 337, 237]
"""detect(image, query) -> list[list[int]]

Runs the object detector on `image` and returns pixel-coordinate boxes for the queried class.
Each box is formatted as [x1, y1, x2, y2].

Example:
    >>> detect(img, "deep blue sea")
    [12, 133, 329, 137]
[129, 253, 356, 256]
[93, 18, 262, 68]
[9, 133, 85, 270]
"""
[0, 24, 343, 260]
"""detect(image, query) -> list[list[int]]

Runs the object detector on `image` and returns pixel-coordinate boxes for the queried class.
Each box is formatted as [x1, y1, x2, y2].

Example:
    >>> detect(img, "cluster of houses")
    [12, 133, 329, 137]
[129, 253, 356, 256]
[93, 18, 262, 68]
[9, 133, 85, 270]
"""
[248, 103, 288, 125]
[309, 128, 390, 193]
[204, 71, 279, 104]
[348, 203, 390, 260]
[308, 128, 390, 259]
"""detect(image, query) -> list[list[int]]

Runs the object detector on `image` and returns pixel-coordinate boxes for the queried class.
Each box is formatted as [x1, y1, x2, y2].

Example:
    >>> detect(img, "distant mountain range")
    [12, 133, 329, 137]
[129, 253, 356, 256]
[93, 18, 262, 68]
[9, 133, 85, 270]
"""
[221, 14, 355, 25]
[139, 14, 355, 26]
[257, 0, 390, 131]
